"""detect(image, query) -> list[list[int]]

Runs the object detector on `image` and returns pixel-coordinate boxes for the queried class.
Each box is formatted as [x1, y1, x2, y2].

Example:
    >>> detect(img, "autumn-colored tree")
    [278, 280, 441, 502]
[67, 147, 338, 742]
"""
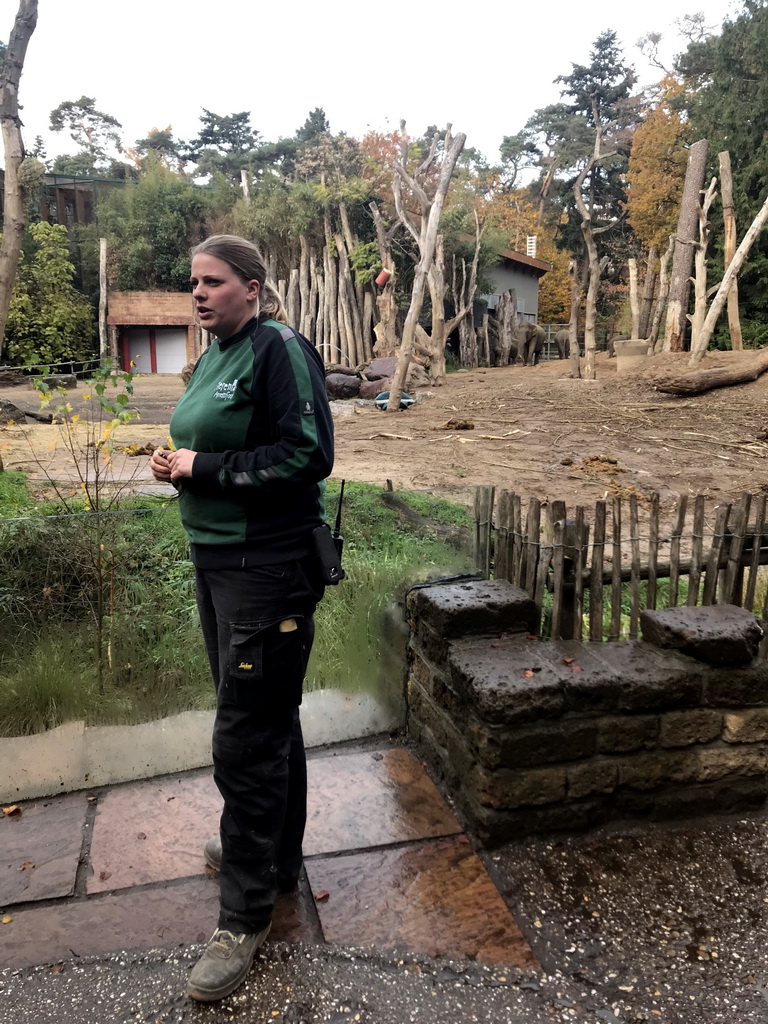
[626, 77, 690, 253]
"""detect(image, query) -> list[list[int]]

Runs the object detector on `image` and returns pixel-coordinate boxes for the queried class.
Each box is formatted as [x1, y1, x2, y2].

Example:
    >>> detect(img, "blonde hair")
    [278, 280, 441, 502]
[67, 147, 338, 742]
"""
[190, 234, 288, 322]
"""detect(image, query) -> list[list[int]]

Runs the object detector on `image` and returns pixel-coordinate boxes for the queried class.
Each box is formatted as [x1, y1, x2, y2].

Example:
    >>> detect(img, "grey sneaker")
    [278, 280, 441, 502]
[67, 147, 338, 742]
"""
[203, 833, 300, 892]
[187, 925, 270, 1002]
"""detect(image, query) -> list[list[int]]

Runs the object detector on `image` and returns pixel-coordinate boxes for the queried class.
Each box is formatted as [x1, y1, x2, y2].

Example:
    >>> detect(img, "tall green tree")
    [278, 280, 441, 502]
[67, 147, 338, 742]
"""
[49, 95, 122, 162]
[94, 161, 212, 290]
[182, 109, 260, 182]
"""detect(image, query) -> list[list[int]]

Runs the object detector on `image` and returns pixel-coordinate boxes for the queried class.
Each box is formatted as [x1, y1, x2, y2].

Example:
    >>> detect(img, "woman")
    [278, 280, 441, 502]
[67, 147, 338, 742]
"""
[150, 235, 334, 1002]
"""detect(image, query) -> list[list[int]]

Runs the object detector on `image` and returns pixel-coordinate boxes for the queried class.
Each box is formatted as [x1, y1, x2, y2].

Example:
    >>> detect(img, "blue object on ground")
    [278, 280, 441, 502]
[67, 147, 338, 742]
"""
[374, 391, 415, 410]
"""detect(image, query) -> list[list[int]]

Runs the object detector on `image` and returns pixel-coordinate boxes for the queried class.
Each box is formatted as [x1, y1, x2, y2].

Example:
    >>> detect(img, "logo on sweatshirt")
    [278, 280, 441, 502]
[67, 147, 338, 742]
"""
[213, 378, 239, 400]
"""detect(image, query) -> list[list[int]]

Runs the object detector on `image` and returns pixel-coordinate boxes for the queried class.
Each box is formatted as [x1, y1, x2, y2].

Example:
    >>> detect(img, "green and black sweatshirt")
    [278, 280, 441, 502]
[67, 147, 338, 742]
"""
[169, 315, 334, 569]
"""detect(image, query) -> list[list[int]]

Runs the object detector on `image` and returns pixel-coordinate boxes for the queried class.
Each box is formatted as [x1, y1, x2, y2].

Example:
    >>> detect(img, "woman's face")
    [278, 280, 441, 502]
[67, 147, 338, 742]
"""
[190, 253, 260, 340]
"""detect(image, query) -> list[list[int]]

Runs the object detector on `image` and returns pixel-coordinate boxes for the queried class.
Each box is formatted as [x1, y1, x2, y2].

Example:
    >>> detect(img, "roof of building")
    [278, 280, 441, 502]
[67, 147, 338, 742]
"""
[498, 247, 552, 276]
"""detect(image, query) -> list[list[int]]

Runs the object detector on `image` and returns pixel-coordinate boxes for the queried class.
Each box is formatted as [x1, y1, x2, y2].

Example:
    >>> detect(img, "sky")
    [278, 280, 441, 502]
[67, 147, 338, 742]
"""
[11, 0, 741, 169]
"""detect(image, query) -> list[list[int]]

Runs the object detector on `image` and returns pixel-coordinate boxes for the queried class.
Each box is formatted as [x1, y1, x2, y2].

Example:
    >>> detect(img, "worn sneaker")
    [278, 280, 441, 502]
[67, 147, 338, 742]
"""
[187, 925, 270, 1002]
[203, 833, 222, 871]
[203, 834, 300, 892]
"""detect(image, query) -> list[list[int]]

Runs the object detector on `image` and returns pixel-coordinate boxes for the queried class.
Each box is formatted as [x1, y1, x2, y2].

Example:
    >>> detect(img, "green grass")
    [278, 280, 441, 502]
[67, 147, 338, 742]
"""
[0, 471, 34, 515]
[0, 480, 473, 736]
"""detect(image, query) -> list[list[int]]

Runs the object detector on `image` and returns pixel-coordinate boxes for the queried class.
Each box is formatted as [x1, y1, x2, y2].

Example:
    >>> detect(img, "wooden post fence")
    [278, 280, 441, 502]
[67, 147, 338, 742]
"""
[483, 488, 768, 641]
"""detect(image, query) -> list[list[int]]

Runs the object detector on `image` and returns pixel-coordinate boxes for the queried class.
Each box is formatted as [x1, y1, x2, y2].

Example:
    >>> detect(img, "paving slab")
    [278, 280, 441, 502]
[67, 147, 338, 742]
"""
[305, 836, 538, 969]
[0, 793, 86, 907]
[304, 748, 461, 855]
[0, 873, 319, 970]
[87, 774, 220, 893]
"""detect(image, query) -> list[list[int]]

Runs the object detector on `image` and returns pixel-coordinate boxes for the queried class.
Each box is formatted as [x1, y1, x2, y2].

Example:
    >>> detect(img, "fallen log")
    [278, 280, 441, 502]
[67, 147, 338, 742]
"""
[651, 351, 768, 396]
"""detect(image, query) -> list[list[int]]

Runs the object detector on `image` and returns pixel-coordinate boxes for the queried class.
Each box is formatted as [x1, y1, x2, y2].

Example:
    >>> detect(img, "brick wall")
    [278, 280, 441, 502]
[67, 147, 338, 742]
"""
[107, 292, 194, 326]
[406, 580, 768, 843]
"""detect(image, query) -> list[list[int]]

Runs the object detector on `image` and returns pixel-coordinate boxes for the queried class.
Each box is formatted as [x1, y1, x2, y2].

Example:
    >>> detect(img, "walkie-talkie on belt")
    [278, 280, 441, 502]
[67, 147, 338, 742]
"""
[312, 479, 346, 585]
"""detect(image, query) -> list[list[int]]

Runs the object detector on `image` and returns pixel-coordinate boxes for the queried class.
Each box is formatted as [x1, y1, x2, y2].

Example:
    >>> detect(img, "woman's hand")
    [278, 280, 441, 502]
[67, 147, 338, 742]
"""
[167, 447, 197, 482]
[149, 448, 173, 482]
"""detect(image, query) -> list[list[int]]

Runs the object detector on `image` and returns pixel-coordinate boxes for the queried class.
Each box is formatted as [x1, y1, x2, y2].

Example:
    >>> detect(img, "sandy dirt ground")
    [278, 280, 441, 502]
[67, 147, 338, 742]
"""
[1, 351, 767, 513]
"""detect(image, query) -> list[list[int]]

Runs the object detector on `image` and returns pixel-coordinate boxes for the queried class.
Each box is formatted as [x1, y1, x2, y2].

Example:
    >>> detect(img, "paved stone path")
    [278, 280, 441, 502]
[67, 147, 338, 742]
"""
[0, 747, 537, 972]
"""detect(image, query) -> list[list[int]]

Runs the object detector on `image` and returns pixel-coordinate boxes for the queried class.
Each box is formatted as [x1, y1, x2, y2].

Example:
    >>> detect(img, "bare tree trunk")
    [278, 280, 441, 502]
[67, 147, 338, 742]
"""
[497, 289, 517, 364]
[568, 259, 581, 378]
[362, 289, 374, 362]
[337, 289, 353, 366]
[0, 0, 39, 359]
[572, 109, 619, 381]
[335, 233, 364, 364]
[287, 268, 300, 327]
[639, 245, 657, 339]
[688, 177, 718, 352]
[628, 258, 640, 339]
[370, 200, 400, 356]
[307, 249, 318, 344]
[323, 241, 340, 364]
[480, 313, 490, 366]
[315, 264, 325, 358]
[388, 129, 467, 410]
[664, 139, 709, 352]
[689, 188, 768, 364]
[651, 235, 675, 351]
[718, 151, 743, 351]
[99, 238, 108, 360]
[299, 236, 310, 337]
[455, 259, 478, 367]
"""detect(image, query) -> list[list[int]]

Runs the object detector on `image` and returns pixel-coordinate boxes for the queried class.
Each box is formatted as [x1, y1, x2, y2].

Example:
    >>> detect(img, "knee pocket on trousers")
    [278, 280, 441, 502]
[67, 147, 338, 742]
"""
[227, 617, 306, 707]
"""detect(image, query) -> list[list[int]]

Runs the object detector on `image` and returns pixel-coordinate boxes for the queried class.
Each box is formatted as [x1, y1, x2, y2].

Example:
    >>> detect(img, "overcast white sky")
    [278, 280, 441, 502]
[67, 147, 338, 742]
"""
[13, 0, 739, 168]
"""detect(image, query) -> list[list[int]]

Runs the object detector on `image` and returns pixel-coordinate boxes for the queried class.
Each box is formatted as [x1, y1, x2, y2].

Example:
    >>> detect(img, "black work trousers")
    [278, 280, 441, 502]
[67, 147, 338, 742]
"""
[195, 556, 323, 934]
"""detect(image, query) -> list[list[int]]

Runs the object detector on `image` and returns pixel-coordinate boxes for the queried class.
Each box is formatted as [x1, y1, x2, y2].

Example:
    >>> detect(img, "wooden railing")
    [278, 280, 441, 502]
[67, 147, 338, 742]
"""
[473, 486, 768, 641]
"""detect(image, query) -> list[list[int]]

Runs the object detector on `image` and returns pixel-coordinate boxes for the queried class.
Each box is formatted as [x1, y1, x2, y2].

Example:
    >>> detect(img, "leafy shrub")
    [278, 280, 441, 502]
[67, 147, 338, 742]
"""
[5, 223, 95, 365]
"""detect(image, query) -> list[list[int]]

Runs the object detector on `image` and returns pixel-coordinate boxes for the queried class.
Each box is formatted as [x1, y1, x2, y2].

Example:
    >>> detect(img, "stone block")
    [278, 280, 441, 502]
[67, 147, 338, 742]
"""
[724, 709, 768, 743]
[618, 750, 699, 790]
[448, 637, 565, 725]
[567, 760, 619, 799]
[640, 604, 764, 666]
[697, 744, 768, 781]
[659, 709, 722, 749]
[409, 654, 433, 693]
[594, 641, 702, 712]
[411, 620, 463, 673]
[407, 579, 538, 639]
[470, 765, 566, 809]
[651, 779, 768, 820]
[597, 714, 659, 754]
[464, 794, 606, 844]
[468, 719, 597, 771]
[407, 679, 467, 754]
[548, 639, 621, 715]
[702, 661, 768, 706]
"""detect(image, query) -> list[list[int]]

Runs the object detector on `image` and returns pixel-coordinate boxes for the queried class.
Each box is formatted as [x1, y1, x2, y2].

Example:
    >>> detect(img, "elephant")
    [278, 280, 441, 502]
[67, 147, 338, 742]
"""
[553, 329, 570, 359]
[516, 322, 546, 366]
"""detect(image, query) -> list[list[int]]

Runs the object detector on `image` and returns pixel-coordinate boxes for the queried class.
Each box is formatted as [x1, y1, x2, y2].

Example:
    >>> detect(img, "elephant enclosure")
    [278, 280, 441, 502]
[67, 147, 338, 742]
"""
[1, 350, 767, 506]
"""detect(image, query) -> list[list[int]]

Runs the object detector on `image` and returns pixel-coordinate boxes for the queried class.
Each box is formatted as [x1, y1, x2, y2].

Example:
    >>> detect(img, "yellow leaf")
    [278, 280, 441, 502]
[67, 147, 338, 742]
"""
[2, 915, 12, 924]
